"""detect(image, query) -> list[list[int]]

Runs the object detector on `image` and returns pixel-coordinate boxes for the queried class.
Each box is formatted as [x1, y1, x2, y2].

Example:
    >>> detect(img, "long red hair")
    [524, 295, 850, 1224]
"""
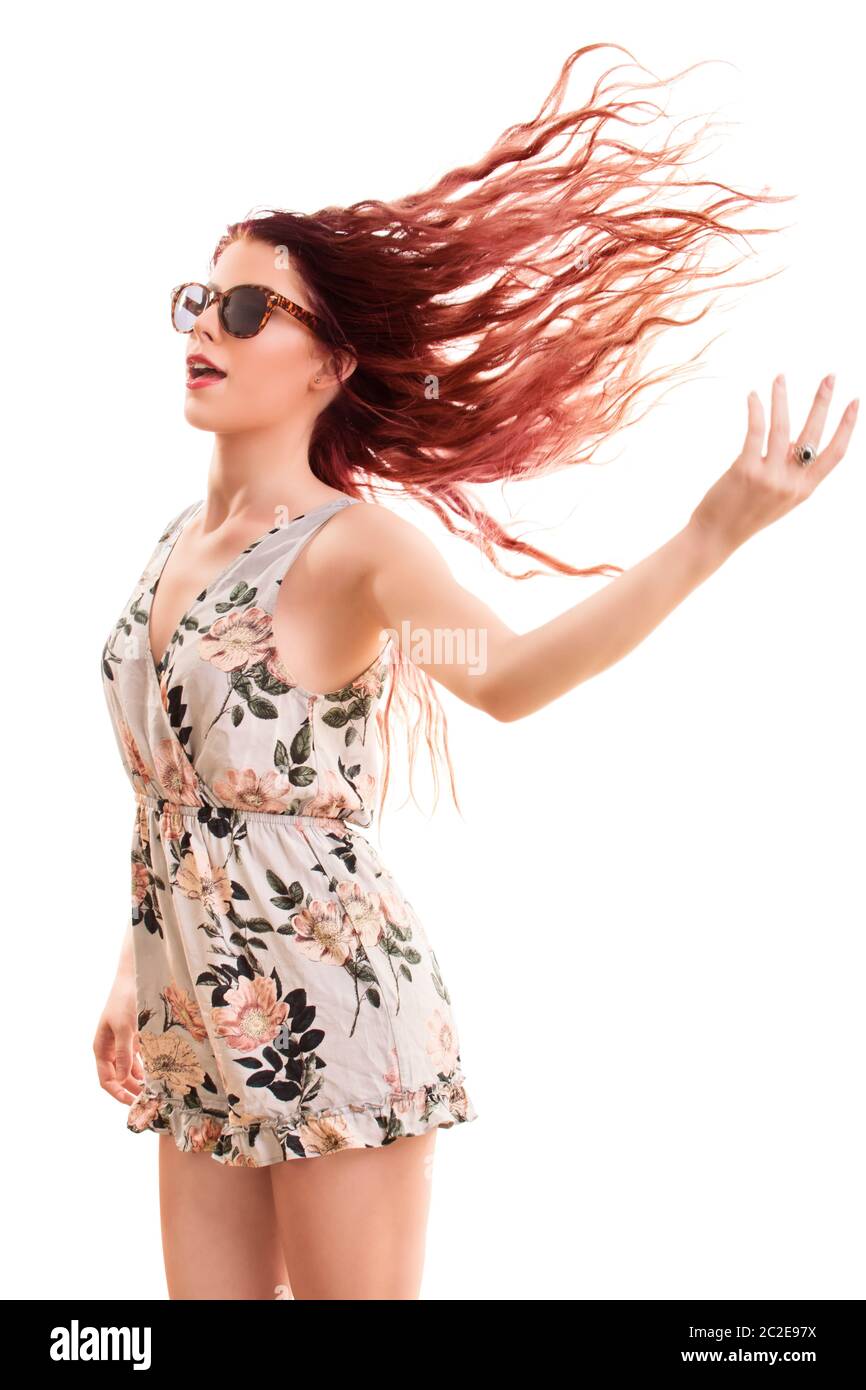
[210, 41, 791, 827]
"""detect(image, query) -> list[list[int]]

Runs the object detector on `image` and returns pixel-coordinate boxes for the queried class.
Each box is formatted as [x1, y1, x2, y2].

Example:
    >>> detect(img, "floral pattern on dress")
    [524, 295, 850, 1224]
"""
[102, 496, 478, 1166]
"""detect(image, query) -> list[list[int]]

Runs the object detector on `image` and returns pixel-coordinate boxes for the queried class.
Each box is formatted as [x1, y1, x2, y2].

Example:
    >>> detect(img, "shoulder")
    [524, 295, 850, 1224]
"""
[329, 499, 449, 577]
[157, 498, 201, 543]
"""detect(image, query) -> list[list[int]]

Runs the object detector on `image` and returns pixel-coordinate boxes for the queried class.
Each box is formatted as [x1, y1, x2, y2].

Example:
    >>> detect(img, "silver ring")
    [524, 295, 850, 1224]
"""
[793, 441, 818, 467]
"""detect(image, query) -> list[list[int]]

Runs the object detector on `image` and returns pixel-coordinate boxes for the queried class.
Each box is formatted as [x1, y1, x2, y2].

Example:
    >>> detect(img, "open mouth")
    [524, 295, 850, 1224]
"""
[188, 363, 227, 382]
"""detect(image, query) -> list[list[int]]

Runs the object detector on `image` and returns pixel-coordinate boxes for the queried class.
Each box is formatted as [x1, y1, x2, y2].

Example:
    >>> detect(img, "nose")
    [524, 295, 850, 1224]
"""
[193, 303, 220, 341]
[191, 287, 223, 340]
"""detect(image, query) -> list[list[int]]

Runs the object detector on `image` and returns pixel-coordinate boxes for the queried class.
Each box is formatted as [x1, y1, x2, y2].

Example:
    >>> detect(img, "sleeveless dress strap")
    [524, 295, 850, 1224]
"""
[251, 496, 362, 614]
[158, 499, 203, 545]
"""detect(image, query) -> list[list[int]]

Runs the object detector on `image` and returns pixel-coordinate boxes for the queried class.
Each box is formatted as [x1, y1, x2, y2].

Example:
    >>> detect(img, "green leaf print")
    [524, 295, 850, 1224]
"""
[290, 721, 311, 764]
[250, 661, 292, 696]
[266, 870, 304, 910]
[247, 696, 278, 719]
[288, 765, 315, 787]
[266, 869, 290, 895]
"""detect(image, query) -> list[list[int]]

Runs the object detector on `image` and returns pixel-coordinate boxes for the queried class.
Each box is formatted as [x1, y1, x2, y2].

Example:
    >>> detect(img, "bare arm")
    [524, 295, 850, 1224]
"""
[361, 507, 729, 722]
[477, 521, 731, 720]
[92, 921, 143, 1106]
[117, 921, 134, 977]
[356, 376, 856, 721]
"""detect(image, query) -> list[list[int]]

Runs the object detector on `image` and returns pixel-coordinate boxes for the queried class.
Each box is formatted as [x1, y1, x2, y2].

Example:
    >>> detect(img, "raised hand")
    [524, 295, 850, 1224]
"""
[690, 374, 859, 553]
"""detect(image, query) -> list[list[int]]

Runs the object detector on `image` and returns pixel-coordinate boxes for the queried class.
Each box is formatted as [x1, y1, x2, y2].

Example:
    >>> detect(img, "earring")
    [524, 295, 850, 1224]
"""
[314, 375, 320, 382]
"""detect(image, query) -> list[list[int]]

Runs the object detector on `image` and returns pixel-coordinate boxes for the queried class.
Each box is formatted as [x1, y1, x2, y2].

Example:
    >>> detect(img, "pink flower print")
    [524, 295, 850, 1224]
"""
[187, 1116, 224, 1154]
[137, 1030, 205, 1096]
[290, 899, 356, 965]
[163, 983, 208, 1042]
[119, 721, 154, 785]
[153, 738, 201, 806]
[127, 1094, 161, 1131]
[383, 1046, 401, 1092]
[299, 770, 358, 832]
[131, 861, 149, 909]
[393, 1086, 430, 1119]
[378, 890, 410, 931]
[212, 768, 294, 813]
[426, 1009, 459, 1076]
[198, 607, 274, 672]
[383, 1047, 427, 1116]
[352, 666, 383, 698]
[298, 1113, 365, 1156]
[335, 880, 386, 952]
[175, 851, 233, 917]
[438, 1077, 470, 1120]
[212, 975, 288, 1053]
[411, 1087, 430, 1117]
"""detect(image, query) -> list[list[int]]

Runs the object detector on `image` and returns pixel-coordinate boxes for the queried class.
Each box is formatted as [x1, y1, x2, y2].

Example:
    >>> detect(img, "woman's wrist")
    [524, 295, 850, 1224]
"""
[683, 512, 740, 573]
[116, 924, 135, 980]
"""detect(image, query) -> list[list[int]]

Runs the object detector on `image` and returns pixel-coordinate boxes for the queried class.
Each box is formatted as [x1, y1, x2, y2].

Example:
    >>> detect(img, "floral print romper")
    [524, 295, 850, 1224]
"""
[101, 494, 478, 1167]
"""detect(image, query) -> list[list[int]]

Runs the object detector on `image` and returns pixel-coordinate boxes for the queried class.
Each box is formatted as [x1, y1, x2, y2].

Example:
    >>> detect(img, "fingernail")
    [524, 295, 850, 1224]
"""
[775, 373, 785, 386]
[825, 373, 835, 388]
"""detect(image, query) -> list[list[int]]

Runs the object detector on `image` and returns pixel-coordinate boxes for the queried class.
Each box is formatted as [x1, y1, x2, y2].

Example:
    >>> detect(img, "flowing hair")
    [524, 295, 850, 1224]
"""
[210, 40, 792, 828]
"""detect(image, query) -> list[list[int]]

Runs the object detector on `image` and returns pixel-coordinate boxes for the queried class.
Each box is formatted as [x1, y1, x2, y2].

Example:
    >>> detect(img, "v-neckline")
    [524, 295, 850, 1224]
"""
[145, 495, 354, 683]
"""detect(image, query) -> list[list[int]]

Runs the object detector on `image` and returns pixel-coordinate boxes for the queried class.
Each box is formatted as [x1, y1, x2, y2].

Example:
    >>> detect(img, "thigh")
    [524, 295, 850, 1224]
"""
[269, 1129, 437, 1299]
[158, 1135, 292, 1300]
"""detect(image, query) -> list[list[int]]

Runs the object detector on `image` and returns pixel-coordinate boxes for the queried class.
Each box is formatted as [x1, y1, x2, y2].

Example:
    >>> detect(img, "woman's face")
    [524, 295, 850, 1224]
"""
[181, 237, 343, 433]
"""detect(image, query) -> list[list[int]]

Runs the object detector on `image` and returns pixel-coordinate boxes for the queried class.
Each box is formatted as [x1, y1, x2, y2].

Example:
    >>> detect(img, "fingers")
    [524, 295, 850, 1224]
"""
[119, 1069, 144, 1101]
[105, 1079, 141, 1105]
[743, 389, 765, 462]
[809, 395, 860, 485]
[95, 1048, 141, 1105]
[94, 1023, 143, 1106]
[749, 374, 859, 492]
[115, 1041, 132, 1082]
[766, 373, 790, 463]
[796, 373, 835, 458]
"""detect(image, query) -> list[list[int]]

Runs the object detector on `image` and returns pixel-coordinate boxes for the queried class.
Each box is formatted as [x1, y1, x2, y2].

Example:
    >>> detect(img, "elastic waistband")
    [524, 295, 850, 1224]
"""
[135, 793, 373, 837]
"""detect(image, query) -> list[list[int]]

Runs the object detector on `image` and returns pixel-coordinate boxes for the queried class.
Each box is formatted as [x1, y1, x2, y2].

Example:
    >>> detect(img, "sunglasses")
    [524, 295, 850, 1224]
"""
[171, 281, 323, 339]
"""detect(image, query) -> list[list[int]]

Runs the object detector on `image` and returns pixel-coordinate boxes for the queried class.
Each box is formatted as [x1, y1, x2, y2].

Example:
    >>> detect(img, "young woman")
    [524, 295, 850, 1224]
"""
[93, 43, 858, 1300]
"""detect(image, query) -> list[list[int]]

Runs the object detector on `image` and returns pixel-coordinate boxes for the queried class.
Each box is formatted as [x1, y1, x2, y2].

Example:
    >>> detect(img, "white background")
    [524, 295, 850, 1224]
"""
[2, 1, 863, 1300]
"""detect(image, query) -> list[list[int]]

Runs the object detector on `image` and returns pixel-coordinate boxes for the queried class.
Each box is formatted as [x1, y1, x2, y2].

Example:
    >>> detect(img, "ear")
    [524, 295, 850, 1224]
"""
[312, 347, 357, 389]
[335, 348, 358, 385]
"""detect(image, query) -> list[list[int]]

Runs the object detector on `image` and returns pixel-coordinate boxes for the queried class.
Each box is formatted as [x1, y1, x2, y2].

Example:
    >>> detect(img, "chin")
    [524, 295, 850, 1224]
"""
[183, 402, 223, 432]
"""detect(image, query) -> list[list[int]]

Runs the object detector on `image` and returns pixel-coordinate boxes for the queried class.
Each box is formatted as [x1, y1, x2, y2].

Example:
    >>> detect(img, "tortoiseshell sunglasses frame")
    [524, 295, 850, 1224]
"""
[170, 281, 323, 338]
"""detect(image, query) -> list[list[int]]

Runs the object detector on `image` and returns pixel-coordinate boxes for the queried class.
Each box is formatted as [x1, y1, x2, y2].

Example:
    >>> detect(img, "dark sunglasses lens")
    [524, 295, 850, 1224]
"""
[222, 286, 269, 337]
[173, 283, 208, 332]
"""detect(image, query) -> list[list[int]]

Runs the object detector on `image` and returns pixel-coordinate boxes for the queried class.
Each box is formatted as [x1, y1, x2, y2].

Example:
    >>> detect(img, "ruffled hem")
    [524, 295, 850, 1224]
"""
[126, 1076, 479, 1167]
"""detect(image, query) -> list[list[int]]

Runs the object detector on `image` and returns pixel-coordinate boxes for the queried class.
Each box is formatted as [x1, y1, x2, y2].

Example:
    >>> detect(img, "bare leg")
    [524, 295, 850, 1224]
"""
[269, 1129, 437, 1299]
[158, 1135, 293, 1300]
